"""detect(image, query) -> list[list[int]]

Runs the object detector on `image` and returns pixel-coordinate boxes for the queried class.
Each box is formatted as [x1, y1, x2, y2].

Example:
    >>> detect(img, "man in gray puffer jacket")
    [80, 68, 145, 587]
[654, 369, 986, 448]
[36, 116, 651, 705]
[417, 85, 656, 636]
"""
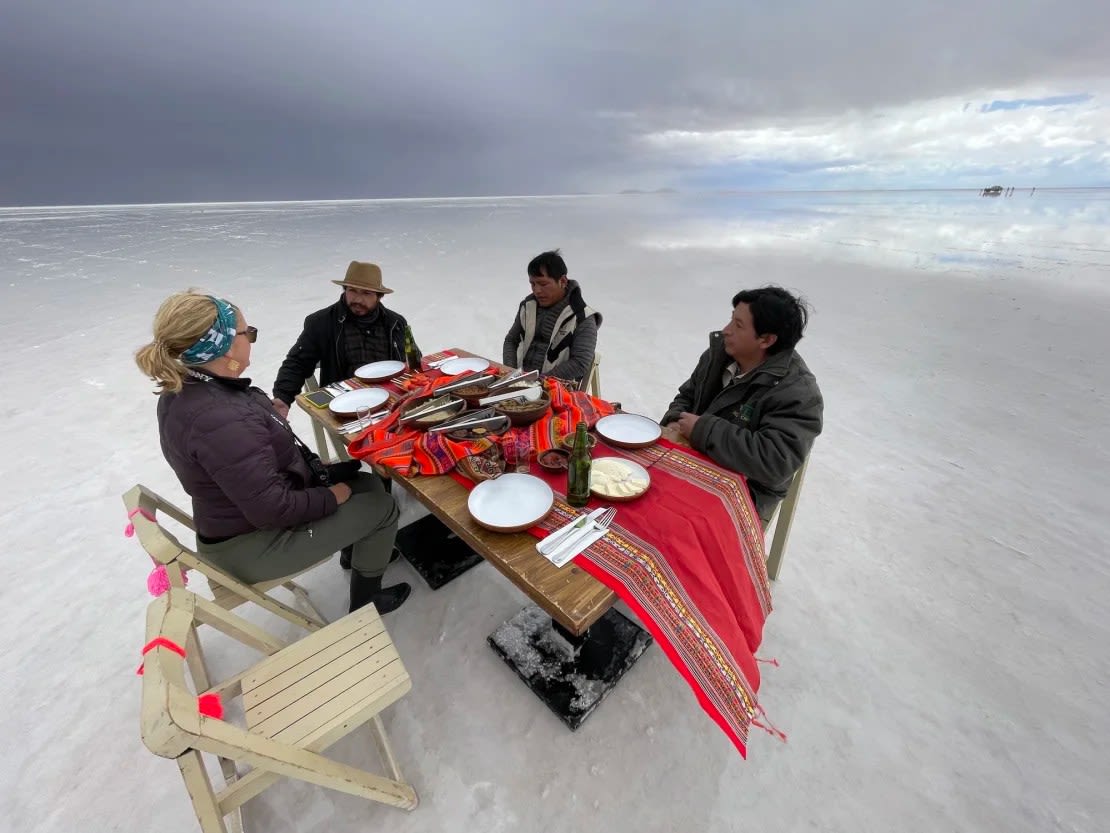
[502, 250, 601, 385]
[662, 287, 823, 525]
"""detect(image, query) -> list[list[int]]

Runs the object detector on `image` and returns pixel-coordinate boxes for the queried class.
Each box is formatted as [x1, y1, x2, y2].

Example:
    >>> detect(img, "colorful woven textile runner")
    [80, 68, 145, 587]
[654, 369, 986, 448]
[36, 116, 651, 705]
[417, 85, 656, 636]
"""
[452, 438, 773, 757]
[346, 373, 615, 475]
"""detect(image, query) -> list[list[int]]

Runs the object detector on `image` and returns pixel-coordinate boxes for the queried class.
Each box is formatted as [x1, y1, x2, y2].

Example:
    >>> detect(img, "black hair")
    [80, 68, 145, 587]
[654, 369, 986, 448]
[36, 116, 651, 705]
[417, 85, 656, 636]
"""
[527, 250, 568, 279]
[731, 286, 810, 355]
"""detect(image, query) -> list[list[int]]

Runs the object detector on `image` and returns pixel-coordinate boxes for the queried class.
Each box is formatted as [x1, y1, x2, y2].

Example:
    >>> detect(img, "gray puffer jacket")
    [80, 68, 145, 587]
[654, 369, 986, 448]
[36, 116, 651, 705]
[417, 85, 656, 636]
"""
[662, 333, 823, 523]
[157, 372, 337, 539]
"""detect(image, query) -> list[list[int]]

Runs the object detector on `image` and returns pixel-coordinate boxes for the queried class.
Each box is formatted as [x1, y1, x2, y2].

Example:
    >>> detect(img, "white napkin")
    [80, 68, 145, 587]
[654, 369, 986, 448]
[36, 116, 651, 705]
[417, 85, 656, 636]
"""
[544, 527, 609, 568]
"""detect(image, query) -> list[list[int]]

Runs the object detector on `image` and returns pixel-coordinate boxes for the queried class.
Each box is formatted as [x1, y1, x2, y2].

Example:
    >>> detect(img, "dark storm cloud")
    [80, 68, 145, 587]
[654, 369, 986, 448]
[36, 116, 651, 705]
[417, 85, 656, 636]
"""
[2, 0, 1107, 204]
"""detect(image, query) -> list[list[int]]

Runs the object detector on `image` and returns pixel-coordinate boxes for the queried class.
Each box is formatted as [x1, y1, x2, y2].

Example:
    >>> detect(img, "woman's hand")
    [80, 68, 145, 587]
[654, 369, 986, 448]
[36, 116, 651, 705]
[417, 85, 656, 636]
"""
[271, 398, 290, 419]
[329, 483, 352, 505]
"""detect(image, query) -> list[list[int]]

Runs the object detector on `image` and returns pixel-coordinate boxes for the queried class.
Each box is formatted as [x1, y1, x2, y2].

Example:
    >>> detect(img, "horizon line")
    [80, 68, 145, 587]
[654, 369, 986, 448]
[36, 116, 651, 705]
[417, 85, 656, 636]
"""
[1, 184, 1105, 211]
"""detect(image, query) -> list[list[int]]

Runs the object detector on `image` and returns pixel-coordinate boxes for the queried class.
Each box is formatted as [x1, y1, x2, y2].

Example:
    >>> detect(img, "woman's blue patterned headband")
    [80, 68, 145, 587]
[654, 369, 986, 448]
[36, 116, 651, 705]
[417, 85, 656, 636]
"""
[180, 297, 238, 365]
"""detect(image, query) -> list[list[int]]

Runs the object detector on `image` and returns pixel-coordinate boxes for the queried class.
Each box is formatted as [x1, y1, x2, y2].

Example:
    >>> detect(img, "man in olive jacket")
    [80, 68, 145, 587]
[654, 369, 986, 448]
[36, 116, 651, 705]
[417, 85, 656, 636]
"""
[662, 287, 823, 525]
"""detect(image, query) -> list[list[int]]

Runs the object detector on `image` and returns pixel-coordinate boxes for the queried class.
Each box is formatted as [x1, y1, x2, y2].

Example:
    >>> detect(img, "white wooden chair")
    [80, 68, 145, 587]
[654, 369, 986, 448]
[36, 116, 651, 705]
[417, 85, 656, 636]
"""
[763, 457, 810, 581]
[140, 588, 418, 832]
[579, 353, 602, 398]
[303, 374, 351, 463]
[123, 484, 328, 635]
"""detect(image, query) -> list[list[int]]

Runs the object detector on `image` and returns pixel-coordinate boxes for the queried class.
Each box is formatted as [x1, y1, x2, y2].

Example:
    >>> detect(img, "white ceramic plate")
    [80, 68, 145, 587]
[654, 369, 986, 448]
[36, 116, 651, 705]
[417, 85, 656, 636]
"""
[328, 387, 390, 415]
[468, 473, 554, 533]
[590, 456, 651, 502]
[438, 356, 490, 376]
[354, 360, 406, 382]
[595, 413, 662, 449]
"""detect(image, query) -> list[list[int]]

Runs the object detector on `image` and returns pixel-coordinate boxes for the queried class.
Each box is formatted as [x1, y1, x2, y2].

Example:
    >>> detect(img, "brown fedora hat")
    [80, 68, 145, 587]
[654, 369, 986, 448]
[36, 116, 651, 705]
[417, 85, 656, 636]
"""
[332, 261, 394, 294]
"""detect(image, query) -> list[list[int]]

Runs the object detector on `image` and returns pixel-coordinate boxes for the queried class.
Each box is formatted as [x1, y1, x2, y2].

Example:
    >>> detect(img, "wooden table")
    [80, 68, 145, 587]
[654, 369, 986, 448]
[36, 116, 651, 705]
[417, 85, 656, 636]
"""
[295, 351, 617, 636]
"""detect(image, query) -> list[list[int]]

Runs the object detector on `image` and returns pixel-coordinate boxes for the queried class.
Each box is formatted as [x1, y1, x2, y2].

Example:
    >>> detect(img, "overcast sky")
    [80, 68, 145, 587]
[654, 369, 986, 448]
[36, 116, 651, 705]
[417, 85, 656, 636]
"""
[2, 1, 1108, 205]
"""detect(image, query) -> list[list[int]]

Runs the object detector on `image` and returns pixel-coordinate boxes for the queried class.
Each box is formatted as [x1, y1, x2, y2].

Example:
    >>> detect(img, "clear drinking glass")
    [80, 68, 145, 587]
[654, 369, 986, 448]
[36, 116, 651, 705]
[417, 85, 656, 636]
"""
[355, 403, 375, 429]
[514, 432, 532, 473]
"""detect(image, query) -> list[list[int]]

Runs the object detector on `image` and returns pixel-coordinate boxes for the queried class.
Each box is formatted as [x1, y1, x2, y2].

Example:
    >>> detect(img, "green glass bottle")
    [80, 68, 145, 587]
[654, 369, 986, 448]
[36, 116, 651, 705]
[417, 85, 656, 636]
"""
[566, 421, 592, 508]
[403, 325, 420, 371]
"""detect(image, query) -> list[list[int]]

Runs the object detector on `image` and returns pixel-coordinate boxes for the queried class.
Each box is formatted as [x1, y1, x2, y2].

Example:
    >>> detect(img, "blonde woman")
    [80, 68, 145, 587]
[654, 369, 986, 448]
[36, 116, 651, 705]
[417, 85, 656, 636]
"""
[135, 291, 410, 614]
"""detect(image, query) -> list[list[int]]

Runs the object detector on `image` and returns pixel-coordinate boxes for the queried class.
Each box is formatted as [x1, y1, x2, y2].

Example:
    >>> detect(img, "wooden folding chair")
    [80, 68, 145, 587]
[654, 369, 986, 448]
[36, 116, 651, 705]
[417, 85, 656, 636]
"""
[764, 456, 810, 581]
[140, 589, 418, 832]
[578, 353, 602, 398]
[123, 484, 328, 635]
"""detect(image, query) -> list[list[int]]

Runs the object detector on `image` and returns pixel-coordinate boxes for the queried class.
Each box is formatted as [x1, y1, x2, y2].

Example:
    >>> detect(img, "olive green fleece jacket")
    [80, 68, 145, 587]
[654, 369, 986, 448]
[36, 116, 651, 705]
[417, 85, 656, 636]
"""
[662, 333, 823, 523]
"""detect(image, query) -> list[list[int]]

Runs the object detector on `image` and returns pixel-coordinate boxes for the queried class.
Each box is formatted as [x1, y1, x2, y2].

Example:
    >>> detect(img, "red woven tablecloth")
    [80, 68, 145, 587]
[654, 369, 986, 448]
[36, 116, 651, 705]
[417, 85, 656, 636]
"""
[342, 352, 775, 755]
[453, 438, 774, 757]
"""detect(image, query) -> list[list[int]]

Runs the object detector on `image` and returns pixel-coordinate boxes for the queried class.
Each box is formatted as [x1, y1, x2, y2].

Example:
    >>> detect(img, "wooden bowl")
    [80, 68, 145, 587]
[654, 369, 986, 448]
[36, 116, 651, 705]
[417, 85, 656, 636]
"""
[493, 392, 552, 426]
[451, 371, 513, 407]
[537, 448, 571, 471]
[558, 433, 598, 452]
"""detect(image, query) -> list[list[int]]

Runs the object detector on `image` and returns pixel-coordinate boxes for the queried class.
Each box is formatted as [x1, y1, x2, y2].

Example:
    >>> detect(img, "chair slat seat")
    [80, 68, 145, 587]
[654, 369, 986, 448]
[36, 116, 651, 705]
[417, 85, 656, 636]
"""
[242, 606, 410, 745]
[209, 577, 284, 610]
[140, 590, 418, 828]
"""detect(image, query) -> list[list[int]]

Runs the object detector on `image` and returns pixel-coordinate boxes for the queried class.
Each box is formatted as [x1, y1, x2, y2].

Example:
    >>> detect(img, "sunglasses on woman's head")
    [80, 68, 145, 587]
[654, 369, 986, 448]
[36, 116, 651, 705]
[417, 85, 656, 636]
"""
[236, 326, 258, 343]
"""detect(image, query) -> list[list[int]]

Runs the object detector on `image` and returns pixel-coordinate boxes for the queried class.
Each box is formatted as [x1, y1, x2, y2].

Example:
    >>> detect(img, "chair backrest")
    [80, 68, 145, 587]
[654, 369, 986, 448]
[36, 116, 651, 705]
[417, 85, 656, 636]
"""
[579, 353, 602, 398]
[140, 589, 286, 759]
[764, 456, 810, 581]
[123, 484, 196, 567]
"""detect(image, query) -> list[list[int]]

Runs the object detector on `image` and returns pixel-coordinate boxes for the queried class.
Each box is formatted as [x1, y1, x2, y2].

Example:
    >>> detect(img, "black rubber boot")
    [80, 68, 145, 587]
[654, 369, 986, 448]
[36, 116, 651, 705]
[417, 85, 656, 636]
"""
[341, 545, 399, 571]
[349, 572, 411, 614]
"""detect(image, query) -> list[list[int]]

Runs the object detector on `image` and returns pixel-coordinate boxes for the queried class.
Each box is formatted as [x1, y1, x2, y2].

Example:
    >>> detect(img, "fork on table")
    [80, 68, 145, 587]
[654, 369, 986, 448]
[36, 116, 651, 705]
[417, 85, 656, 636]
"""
[547, 507, 617, 565]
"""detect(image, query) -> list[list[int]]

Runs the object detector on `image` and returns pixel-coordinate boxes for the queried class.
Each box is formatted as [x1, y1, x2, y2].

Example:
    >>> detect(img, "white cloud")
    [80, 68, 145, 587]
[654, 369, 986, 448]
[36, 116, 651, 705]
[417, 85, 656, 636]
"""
[641, 82, 1110, 186]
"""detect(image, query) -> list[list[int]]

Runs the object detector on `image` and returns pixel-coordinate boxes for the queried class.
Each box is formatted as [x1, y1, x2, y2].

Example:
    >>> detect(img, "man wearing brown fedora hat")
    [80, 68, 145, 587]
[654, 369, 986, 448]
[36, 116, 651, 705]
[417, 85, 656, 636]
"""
[271, 261, 421, 417]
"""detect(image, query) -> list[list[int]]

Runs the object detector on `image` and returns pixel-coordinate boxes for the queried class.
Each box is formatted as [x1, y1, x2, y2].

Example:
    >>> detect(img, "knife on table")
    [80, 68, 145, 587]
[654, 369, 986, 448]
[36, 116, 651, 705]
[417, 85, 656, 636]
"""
[536, 507, 606, 556]
[549, 525, 609, 568]
[547, 514, 607, 562]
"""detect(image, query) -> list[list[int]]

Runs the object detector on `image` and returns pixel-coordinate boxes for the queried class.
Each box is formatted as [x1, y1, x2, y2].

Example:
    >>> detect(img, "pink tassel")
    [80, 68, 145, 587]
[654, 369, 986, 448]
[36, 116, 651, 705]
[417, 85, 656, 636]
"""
[755, 656, 781, 667]
[146, 564, 188, 596]
[124, 507, 156, 537]
[197, 693, 224, 719]
[752, 705, 788, 743]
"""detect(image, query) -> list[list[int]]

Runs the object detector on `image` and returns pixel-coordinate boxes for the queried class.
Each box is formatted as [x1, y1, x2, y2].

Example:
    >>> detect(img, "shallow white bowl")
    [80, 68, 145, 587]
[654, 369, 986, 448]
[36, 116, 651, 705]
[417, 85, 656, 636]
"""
[354, 360, 406, 382]
[467, 473, 554, 533]
[439, 357, 490, 376]
[595, 413, 662, 449]
[328, 387, 389, 415]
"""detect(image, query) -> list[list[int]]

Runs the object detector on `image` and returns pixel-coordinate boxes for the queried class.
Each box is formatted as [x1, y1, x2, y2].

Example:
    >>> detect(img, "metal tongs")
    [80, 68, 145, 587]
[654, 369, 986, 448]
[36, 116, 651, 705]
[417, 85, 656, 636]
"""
[437, 371, 497, 394]
[399, 395, 462, 423]
[427, 407, 504, 433]
[488, 369, 539, 391]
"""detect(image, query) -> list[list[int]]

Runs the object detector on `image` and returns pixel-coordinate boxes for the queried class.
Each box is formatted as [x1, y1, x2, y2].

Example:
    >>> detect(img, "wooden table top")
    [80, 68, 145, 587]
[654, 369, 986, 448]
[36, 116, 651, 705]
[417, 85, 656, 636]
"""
[295, 349, 617, 636]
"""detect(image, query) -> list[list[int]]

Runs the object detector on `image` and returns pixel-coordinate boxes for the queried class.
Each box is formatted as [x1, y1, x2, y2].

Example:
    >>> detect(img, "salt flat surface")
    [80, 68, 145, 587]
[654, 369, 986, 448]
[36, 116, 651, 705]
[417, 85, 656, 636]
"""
[1, 191, 1107, 832]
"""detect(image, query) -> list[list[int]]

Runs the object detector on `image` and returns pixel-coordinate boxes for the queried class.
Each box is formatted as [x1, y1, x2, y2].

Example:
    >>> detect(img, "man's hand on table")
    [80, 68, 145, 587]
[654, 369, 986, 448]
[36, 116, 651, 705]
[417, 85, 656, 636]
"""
[271, 398, 290, 419]
[675, 411, 700, 439]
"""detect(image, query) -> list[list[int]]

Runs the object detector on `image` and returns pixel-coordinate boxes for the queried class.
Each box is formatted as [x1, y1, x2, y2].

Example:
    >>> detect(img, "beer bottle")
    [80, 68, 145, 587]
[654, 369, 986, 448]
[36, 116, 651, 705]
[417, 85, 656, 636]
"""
[566, 421, 592, 508]
[403, 324, 420, 371]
